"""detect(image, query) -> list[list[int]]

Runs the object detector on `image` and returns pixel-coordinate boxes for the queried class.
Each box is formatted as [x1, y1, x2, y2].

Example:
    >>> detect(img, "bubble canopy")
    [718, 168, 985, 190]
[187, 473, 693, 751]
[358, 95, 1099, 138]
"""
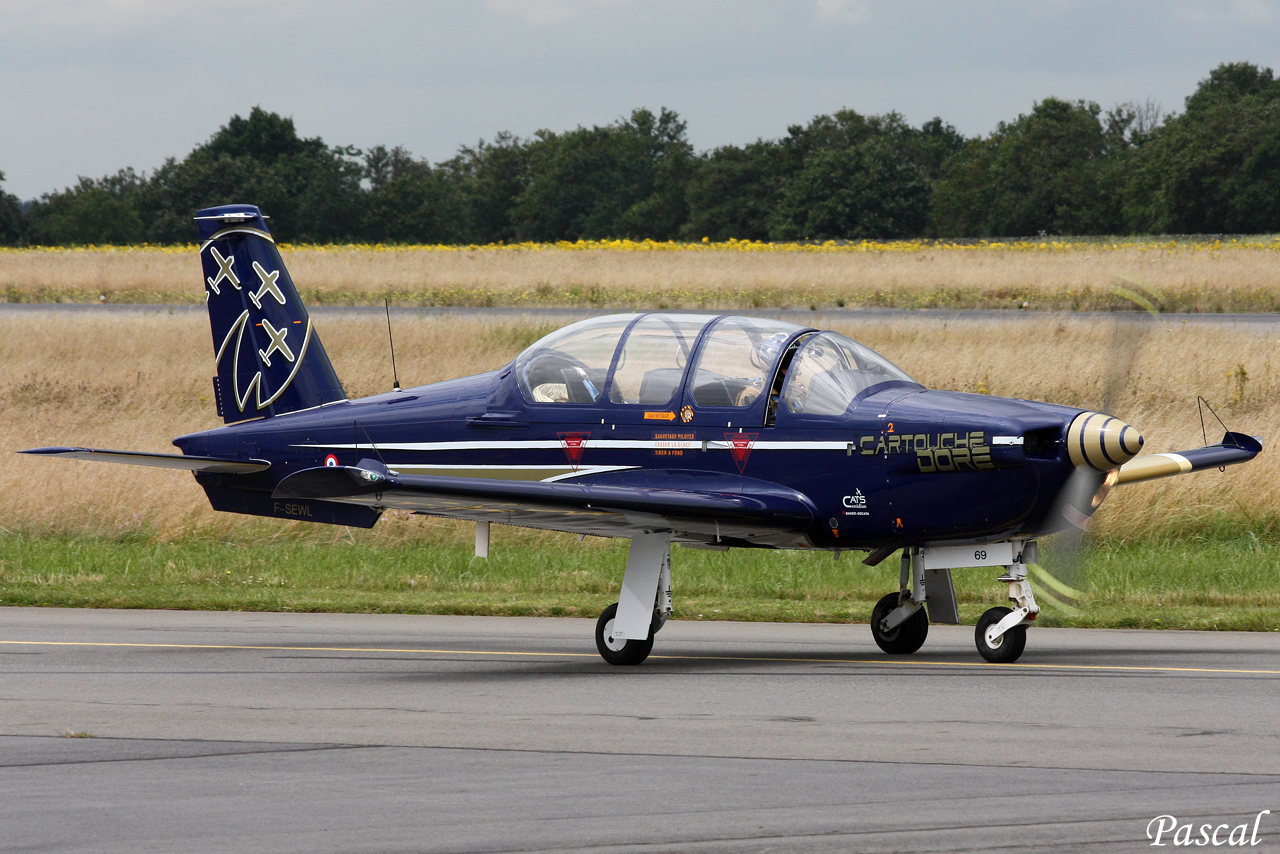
[512, 313, 918, 412]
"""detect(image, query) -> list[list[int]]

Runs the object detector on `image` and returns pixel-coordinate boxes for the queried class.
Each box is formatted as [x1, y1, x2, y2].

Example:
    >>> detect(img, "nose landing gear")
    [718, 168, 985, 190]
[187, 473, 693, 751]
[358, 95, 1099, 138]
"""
[868, 541, 1040, 663]
[975, 550, 1040, 663]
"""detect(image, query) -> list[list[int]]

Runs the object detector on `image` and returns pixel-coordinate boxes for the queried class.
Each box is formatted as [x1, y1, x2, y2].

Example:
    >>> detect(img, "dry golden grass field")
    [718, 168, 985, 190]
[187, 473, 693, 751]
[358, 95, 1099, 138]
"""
[2, 240, 1280, 312]
[2, 309, 1272, 545]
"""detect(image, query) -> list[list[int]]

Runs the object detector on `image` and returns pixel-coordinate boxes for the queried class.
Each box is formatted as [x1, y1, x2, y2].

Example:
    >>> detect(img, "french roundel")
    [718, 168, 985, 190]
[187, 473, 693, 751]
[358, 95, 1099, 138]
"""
[324, 454, 339, 467]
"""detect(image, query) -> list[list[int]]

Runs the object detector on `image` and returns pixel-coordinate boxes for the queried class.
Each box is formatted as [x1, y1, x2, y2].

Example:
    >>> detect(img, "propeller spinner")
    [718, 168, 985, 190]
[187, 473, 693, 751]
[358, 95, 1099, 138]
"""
[1066, 411, 1144, 472]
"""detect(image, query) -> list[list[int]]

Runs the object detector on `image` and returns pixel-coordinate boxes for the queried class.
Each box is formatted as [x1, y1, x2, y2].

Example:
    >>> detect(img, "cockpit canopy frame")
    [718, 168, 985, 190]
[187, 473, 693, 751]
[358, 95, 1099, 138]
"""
[511, 312, 919, 419]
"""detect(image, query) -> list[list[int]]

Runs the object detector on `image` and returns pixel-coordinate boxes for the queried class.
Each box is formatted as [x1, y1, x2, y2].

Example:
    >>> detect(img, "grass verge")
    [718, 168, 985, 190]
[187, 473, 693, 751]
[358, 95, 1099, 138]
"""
[2, 532, 1277, 632]
[7, 238, 1280, 313]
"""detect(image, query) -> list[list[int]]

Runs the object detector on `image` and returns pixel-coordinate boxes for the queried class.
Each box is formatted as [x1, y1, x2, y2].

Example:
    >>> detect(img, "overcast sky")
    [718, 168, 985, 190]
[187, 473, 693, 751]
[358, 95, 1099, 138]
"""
[1, 0, 1278, 201]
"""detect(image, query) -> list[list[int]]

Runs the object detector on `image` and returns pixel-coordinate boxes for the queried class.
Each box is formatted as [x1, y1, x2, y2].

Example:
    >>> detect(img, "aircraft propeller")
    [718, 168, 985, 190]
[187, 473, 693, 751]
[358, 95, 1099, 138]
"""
[1033, 285, 1159, 612]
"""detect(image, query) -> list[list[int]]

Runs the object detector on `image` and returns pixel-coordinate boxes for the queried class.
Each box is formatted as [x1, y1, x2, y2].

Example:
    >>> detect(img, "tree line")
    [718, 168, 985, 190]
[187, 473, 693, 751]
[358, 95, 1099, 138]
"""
[2, 62, 1278, 246]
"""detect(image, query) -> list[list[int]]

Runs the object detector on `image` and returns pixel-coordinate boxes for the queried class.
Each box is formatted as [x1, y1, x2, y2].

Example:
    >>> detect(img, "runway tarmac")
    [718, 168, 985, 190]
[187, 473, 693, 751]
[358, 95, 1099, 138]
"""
[4, 301, 1280, 332]
[3, 607, 1279, 852]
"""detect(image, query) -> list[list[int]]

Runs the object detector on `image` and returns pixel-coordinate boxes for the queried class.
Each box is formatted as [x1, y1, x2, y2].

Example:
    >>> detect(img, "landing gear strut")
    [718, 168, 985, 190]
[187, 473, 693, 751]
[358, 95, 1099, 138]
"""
[869, 548, 946, 655]
[596, 533, 672, 666]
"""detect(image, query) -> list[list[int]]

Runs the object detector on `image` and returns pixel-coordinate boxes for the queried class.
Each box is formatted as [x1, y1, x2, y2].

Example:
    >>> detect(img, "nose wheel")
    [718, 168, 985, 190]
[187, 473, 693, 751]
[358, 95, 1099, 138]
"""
[975, 606, 1028, 663]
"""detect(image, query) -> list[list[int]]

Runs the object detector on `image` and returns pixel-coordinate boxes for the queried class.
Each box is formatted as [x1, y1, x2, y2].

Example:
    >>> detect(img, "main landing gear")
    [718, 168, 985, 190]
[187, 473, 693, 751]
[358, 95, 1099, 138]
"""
[871, 541, 1041, 663]
[870, 591, 929, 654]
[595, 603, 658, 665]
[594, 533, 673, 665]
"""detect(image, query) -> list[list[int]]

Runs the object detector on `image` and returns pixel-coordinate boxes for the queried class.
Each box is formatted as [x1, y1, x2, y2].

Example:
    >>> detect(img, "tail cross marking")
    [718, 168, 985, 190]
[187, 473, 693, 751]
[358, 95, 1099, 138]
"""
[206, 246, 241, 296]
[249, 262, 286, 309]
[258, 319, 296, 368]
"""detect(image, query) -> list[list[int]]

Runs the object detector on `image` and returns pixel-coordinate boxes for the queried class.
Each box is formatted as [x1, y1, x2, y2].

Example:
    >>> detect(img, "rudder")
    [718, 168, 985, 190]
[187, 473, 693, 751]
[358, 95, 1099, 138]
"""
[196, 204, 346, 423]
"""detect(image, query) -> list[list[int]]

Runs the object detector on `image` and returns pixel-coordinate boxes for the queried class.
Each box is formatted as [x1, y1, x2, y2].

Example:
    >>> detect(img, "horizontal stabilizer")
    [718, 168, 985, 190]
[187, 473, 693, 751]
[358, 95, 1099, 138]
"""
[19, 446, 270, 474]
[275, 465, 815, 541]
[1115, 432, 1262, 485]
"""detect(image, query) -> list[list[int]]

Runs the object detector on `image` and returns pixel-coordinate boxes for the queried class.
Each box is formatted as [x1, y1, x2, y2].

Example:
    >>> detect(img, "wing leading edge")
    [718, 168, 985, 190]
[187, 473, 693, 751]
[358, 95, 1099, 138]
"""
[274, 463, 817, 543]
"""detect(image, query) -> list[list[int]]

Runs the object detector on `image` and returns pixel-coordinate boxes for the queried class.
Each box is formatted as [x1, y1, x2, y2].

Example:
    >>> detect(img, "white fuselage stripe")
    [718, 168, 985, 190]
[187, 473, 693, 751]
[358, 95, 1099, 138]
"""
[303, 439, 852, 453]
[385, 464, 638, 483]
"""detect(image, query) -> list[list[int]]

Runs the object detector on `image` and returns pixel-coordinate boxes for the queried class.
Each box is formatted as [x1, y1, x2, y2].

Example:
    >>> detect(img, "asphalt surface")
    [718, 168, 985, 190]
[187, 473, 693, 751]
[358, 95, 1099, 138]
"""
[3, 608, 1279, 852]
[3, 301, 1280, 331]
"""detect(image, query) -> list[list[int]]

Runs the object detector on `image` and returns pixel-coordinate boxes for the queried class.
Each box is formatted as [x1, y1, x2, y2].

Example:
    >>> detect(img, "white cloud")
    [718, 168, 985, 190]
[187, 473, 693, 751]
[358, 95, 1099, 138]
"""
[814, 0, 870, 25]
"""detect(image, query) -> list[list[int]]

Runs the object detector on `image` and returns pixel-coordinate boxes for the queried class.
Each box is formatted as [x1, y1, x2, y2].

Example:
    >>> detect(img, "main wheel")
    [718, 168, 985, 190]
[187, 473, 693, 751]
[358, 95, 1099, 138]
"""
[595, 603, 656, 666]
[975, 606, 1027, 663]
[870, 592, 928, 654]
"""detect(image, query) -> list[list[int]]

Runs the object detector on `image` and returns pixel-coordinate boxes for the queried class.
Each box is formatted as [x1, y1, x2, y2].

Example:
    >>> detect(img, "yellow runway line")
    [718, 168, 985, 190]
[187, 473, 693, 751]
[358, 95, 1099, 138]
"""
[2, 639, 1279, 676]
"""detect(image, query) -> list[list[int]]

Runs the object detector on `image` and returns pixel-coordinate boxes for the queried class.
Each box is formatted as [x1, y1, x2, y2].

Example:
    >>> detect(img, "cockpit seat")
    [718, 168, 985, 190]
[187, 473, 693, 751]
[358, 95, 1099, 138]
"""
[637, 368, 684, 405]
[693, 375, 756, 407]
[561, 366, 602, 403]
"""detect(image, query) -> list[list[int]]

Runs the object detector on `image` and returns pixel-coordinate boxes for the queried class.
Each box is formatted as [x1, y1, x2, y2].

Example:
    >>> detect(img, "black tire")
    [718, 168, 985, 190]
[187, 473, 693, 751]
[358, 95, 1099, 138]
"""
[595, 603, 655, 666]
[870, 592, 929, 655]
[975, 606, 1027, 663]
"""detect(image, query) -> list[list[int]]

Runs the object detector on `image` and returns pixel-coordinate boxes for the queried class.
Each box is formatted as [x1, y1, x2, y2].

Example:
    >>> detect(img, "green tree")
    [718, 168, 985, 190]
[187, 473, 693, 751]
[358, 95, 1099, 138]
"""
[906, 117, 967, 182]
[200, 106, 328, 164]
[444, 132, 531, 243]
[360, 145, 468, 243]
[511, 108, 693, 240]
[765, 111, 954, 240]
[772, 136, 930, 239]
[1183, 62, 1275, 113]
[682, 140, 787, 241]
[778, 109, 879, 163]
[0, 171, 23, 245]
[932, 98, 1122, 237]
[25, 171, 147, 245]
[140, 153, 292, 243]
[137, 108, 364, 243]
[1124, 63, 1280, 233]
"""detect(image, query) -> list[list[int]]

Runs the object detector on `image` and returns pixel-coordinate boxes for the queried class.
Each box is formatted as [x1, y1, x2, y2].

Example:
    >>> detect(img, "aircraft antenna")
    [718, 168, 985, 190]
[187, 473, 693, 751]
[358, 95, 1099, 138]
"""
[384, 299, 401, 392]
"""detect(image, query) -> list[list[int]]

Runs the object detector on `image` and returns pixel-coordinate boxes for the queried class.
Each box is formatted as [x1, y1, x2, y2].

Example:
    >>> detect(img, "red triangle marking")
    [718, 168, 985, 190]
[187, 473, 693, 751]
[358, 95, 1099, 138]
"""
[725, 432, 759, 473]
[558, 432, 590, 471]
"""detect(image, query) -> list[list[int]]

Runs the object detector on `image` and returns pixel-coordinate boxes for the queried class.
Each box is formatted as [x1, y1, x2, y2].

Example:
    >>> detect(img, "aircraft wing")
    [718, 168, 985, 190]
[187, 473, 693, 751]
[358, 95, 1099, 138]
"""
[19, 446, 271, 474]
[1115, 432, 1262, 485]
[274, 464, 816, 542]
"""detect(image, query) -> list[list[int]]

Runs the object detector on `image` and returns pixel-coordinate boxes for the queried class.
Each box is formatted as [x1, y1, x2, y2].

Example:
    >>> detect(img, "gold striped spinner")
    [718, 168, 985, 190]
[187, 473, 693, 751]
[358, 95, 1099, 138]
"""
[1066, 411, 1144, 471]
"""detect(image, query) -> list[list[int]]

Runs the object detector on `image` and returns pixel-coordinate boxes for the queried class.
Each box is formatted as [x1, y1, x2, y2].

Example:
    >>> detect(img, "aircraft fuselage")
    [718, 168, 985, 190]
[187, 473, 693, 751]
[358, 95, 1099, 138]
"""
[176, 375, 1085, 550]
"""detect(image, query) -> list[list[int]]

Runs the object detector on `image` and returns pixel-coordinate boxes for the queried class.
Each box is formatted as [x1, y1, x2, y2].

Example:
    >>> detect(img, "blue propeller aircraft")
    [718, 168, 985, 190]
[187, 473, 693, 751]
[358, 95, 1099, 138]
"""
[22, 205, 1263, 665]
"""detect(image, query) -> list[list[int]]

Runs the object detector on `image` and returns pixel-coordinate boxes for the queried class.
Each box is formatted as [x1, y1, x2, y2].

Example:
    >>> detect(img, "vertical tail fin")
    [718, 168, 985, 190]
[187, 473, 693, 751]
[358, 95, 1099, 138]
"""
[196, 204, 346, 423]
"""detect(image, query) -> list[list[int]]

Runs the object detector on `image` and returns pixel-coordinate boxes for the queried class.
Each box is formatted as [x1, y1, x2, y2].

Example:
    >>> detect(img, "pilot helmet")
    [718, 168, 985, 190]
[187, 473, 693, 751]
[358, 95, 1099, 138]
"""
[755, 332, 790, 365]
